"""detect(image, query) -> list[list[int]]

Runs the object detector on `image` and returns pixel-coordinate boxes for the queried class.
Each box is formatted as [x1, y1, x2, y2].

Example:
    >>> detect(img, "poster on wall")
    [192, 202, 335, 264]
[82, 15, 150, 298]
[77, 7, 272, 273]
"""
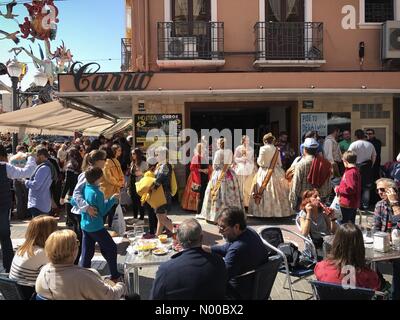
[300, 112, 351, 140]
[300, 113, 328, 139]
[134, 114, 183, 158]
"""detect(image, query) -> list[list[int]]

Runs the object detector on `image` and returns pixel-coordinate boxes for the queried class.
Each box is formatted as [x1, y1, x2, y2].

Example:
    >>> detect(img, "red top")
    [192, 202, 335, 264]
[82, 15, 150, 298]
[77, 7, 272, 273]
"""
[190, 155, 203, 185]
[337, 166, 361, 209]
[314, 260, 380, 291]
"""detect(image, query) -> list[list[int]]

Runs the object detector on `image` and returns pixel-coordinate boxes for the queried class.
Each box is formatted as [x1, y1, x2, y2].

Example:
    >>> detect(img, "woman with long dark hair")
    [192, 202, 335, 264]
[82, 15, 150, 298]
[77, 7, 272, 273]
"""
[129, 148, 148, 220]
[314, 223, 380, 290]
[99, 145, 124, 227]
[61, 147, 83, 228]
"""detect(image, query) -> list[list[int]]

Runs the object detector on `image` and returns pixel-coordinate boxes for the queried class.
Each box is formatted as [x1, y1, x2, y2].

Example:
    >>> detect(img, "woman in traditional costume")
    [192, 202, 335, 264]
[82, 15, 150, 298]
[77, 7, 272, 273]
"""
[248, 133, 293, 218]
[199, 138, 244, 223]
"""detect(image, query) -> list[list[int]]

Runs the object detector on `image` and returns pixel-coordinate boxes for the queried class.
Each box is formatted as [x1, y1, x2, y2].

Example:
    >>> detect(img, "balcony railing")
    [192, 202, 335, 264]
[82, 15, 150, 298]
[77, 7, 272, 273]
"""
[157, 21, 224, 60]
[121, 38, 132, 71]
[254, 22, 324, 61]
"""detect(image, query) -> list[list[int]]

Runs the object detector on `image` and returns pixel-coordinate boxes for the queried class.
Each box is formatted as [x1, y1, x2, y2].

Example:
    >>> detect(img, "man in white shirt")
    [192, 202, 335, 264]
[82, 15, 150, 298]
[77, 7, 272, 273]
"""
[348, 129, 377, 210]
[323, 126, 343, 176]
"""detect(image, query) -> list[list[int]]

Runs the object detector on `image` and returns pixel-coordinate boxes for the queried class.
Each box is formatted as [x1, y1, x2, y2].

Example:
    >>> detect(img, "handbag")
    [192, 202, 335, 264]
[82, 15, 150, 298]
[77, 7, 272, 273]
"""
[111, 204, 126, 236]
[285, 166, 295, 183]
[191, 182, 201, 193]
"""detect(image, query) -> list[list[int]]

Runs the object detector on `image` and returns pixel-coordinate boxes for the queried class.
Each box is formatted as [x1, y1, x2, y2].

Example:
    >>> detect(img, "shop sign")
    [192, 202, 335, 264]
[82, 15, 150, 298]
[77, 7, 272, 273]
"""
[300, 113, 328, 138]
[70, 62, 153, 92]
[135, 113, 182, 144]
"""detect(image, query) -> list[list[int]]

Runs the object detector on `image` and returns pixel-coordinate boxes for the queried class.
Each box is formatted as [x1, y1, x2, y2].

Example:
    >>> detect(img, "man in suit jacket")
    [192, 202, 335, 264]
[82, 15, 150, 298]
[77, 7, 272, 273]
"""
[150, 218, 227, 300]
[203, 207, 270, 299]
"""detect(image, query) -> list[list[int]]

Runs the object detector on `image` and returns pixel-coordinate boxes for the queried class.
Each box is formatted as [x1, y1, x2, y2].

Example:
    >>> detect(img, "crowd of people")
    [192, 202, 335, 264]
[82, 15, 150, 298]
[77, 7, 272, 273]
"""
[0, 126, 400, 300]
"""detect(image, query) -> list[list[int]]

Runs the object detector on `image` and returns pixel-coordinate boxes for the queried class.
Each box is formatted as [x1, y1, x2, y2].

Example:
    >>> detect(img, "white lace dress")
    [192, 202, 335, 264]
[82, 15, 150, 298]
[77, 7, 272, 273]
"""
[200, 149, 244, 222]
[233, 145, 255, 207]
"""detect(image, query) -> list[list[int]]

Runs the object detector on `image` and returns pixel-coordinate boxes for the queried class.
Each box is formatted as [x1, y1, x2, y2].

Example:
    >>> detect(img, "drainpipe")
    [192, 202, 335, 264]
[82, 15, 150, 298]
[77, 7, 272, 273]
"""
[144, 0, 150, 72]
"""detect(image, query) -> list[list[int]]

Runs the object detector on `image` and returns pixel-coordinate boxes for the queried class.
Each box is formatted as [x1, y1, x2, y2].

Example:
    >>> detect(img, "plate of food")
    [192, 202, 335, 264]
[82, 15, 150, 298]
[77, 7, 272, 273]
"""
[153, 248, 169, 256]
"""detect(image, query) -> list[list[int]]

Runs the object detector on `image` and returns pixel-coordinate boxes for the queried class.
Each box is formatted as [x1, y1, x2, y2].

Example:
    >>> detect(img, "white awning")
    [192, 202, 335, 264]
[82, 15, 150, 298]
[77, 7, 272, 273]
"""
[0, 101, 119, 136]
[82, 118, 132, 138]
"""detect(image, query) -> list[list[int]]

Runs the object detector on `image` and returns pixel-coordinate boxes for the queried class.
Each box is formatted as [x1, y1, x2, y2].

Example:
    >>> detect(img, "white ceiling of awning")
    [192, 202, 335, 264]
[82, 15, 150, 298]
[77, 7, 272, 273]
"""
[0, 101, 126, 136]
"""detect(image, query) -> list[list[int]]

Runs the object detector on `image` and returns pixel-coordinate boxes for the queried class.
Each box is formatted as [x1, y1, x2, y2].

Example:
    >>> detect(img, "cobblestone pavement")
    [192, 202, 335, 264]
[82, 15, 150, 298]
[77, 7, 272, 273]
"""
[1, 206, 393, 300]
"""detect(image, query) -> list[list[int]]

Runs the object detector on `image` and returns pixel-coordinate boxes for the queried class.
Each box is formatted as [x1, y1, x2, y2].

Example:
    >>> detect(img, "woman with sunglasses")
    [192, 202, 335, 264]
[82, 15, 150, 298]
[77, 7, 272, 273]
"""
[374, 178, 400, 300]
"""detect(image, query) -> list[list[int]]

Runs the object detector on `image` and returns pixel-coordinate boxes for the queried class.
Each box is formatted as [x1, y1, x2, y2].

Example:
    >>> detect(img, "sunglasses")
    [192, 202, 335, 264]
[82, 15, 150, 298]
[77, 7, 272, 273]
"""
[377, 188, 386, 193]
[217, 224, 230, 232]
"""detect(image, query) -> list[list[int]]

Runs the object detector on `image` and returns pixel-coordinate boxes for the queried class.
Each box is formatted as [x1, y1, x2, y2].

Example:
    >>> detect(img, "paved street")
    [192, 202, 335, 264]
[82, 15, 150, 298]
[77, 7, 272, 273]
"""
[1, 205, 393, 300]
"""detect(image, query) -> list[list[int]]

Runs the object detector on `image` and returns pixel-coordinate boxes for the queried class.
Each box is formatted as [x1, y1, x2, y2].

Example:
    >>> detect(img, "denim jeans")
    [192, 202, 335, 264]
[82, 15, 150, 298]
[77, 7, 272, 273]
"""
[80, 228, 120, 279]
[0, 207, 14, 272]
[28, 207, 46, 217]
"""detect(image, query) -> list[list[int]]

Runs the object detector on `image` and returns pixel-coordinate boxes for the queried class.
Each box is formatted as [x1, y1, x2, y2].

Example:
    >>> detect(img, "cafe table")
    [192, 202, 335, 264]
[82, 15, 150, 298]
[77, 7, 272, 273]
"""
[323, 235, 400, 271]
[123, 240, 175, 295]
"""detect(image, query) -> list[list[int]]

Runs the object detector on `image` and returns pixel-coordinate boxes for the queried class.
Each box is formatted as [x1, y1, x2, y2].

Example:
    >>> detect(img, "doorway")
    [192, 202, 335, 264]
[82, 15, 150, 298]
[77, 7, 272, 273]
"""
[187, 101, 298, 155]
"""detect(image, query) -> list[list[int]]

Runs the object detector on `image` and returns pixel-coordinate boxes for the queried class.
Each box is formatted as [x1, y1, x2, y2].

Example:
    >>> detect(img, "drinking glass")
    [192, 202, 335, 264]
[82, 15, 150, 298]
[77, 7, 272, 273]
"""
[133, 226, 145, 242]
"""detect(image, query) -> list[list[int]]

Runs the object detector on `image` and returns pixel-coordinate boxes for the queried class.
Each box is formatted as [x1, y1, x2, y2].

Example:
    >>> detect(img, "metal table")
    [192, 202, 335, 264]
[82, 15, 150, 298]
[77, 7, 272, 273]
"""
[364, 244, 400, 271]
[123, 247, 174, 295]
[323, 235, 400, 270]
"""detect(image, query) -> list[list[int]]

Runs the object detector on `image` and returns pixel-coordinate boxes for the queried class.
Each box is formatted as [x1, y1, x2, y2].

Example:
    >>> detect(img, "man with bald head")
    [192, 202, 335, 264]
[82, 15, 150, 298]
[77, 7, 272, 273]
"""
[150, 218, 227, 300]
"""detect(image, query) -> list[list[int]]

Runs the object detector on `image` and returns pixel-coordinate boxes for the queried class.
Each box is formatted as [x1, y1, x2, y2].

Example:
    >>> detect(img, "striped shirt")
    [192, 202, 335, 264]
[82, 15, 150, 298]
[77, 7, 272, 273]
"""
[9, 247, 48, 286]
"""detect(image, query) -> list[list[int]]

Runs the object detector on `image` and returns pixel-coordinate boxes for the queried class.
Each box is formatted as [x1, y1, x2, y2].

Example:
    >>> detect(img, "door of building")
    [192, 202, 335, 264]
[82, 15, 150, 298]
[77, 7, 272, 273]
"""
[265, 0, 305, 59]
[172, 0, 211, 58]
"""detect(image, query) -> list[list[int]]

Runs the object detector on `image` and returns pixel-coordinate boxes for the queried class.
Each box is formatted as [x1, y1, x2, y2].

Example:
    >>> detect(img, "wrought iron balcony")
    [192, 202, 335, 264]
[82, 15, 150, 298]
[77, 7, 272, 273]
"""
[157, 21, 224, 62]
[121, 38, 132, 71]
[254, 22, 324, 66]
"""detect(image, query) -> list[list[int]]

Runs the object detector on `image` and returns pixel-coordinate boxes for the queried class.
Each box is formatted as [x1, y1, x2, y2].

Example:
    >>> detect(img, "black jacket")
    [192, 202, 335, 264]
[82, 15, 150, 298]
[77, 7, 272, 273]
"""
[150, 247, 227, 300]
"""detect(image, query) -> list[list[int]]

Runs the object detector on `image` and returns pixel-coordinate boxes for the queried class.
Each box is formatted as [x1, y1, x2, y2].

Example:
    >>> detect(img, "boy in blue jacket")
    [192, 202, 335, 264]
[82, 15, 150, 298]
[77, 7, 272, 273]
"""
[79, 166, 122, 281]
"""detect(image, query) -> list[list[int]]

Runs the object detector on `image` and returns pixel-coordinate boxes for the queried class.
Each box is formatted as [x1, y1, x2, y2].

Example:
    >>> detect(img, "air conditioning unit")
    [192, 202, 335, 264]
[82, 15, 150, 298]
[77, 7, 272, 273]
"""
[167, 37, 198, 59]
[382, 20, 400, 59]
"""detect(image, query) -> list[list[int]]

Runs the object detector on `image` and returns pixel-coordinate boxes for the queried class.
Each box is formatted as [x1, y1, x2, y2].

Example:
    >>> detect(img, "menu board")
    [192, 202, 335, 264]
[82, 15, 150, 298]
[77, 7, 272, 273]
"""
[134, 113, 182, 150]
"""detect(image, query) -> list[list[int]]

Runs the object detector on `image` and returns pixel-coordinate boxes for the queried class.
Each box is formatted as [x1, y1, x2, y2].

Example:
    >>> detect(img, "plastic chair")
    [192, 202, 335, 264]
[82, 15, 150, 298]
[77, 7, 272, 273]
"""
[257, 226, 317, 300]
[309, 280, 386, 300]
[0, 275, 25, 300]
[232, 254, 283, 300]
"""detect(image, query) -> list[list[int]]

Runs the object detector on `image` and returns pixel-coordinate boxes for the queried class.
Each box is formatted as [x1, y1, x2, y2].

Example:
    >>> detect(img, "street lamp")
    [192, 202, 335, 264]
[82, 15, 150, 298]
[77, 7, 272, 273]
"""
[33, 69, 49, 87]
[6, 59, 23, 154]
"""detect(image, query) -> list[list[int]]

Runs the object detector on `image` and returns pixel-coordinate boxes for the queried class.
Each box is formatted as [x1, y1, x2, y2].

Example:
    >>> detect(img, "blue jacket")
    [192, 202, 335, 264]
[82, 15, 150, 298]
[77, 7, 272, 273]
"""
[150, 247, 227, 300]
[25, 161, 53, 213]
[211, 227, 269, 299]
[81, 184, 116, 232]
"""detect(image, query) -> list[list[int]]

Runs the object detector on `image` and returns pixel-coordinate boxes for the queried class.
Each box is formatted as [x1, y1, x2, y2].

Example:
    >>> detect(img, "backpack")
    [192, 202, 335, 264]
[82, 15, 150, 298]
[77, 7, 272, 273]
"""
[277, 242, 301, 270]
[277, 242, 316, 270]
